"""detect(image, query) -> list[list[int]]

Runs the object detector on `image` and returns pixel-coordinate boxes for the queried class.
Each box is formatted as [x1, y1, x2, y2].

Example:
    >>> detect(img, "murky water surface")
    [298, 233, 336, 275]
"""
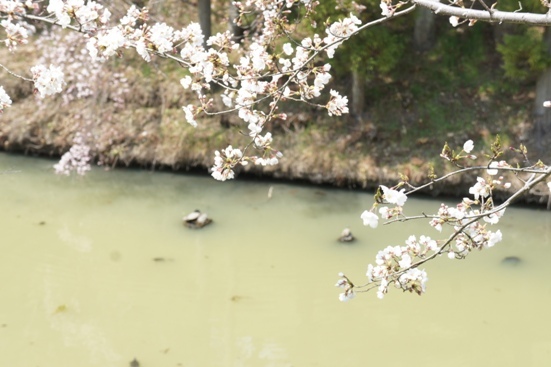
[1, 153, 550, 367]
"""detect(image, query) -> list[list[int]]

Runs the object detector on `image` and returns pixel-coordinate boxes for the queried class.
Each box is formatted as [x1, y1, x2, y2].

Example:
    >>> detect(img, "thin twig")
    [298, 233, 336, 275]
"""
[0, 62, 32, 82]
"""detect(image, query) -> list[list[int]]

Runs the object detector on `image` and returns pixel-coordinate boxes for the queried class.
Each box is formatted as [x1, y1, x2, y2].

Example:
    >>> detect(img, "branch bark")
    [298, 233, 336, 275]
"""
[413, 0, 551, 26]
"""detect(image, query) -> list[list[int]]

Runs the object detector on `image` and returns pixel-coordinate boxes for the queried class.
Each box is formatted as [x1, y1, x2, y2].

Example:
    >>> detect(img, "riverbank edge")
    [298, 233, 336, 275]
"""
[1, 113, 549, 208]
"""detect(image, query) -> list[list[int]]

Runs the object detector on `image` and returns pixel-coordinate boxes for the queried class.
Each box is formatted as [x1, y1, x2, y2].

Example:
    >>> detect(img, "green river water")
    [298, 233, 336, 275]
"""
[0, 153, 550, 367]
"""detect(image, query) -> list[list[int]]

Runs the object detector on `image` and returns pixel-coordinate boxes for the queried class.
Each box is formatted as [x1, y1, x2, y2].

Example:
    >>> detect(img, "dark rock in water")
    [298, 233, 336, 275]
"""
[501, 256, 522, 266]
[153, 257, 174, 262]
[130, 358, 140, 367]
[338, 228, 355, 243]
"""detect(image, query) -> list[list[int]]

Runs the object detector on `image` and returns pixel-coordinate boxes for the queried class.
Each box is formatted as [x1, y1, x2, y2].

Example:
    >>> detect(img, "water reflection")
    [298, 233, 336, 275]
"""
[0, 153, 550, 367]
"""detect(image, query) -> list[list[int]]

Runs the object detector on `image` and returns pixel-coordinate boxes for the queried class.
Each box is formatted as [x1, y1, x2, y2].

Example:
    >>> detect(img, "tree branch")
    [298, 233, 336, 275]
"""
[412, 0, 551, 25]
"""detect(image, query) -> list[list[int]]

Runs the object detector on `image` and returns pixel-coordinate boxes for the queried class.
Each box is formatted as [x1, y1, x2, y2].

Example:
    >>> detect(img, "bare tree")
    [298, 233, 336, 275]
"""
[228, 1, 245, 43]
[198, 0, 211, 48]
[413, 6, 436, 51]
[351, 70, 365, 118]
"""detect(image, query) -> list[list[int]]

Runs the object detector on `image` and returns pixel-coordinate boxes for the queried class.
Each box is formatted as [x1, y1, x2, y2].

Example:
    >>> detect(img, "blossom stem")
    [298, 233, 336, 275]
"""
[0, 62, 32, 82]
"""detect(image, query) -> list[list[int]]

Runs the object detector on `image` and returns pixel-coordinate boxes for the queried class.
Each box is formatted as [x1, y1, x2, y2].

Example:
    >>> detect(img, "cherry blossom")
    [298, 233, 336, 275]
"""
[180, 76, 192, 89]
[31, 64, 65, 98]
[338, 291, 355, 301]
[323, 14, 361, 58]
[253, 156, 279, 166]
[149, 23, 176, 53]
[1, 19, 32, 51]
[326, 90, 349, 116]
[282, 43, 293, 55]
[380, 185, 407, 206]
[463, 139, 474, 153]
[429, 218, 443, 232]
[487, 161, 499, 175]
[448, 207, 465, 220]
[397, 268, 428, 295]
[46, 0, 110, 30]
[182, 105, 198, 127]
[53, 133, 91, 175]
[211, 145, 246, 181]
[46, 0, 72, 28]
[380, 1, 391, 17]
[87, 27, 127, 61]
[487, 160, 510, 176]
[483, 208, 506, 225]
[449, 16, 460, 27]
[0, 85, 11, 112]
[361, 210, 379, 228]
[468, 177, 491, 201]
[335, 273, 355, 301]
[487, 230, 503, 248]
[361, 236, 438, 300]
[252, 131, 269, 145]
[338, 132, 549, 301]
[378, 206, 391, 219]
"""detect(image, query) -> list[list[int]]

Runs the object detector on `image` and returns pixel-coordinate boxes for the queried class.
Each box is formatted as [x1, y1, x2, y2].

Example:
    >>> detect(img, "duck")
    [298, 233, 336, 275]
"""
[338, 228, 355, 243]
[183, 209, 213, 229]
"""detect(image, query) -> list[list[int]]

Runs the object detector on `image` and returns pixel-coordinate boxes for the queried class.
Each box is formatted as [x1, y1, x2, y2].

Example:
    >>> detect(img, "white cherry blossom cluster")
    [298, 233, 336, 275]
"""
[46, 0, 111, 30]
[1, 18, 32, 51]
[448, 222, 503, 259]
[326, 89, 349, 116]
[53, 132, 91, 175]
[429, 201, 470, 232]
[365, 235, 437, 298]
[360, 184, 407, 228]
[323, 14, 361, 58]
[30, 64, 65, 98]
[335, 272, 355, 302]
[339, 139, 550, 301]
[468, 176, 491, 201]
[234, 0, 317, 44]
[0, 85, 11, 112]
[211, 145, 246, 181]
[0, 0, 26, 14]
[251, 132, 283, 166]
[182, 104, 198, 128]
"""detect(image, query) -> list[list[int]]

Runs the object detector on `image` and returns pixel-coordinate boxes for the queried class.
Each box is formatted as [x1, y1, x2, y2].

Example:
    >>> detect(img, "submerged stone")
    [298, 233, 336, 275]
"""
[338, 228, 355, 243]
[183, 210, 213, 229]
[501, 256, 522, 266]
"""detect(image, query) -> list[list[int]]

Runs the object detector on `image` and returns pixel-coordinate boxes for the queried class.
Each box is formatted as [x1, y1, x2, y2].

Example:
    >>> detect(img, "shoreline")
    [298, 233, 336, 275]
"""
[2, 139, 549, 208]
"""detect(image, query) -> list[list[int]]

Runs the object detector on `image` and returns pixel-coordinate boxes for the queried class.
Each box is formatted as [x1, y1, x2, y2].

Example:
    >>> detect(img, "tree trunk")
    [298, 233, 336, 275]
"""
[351, 70, 365, 118]
[413, 7, 436, 52]
[534, 27, 551, 141]
[198, 0, 211, 48]
[228, 1, 244, 43]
